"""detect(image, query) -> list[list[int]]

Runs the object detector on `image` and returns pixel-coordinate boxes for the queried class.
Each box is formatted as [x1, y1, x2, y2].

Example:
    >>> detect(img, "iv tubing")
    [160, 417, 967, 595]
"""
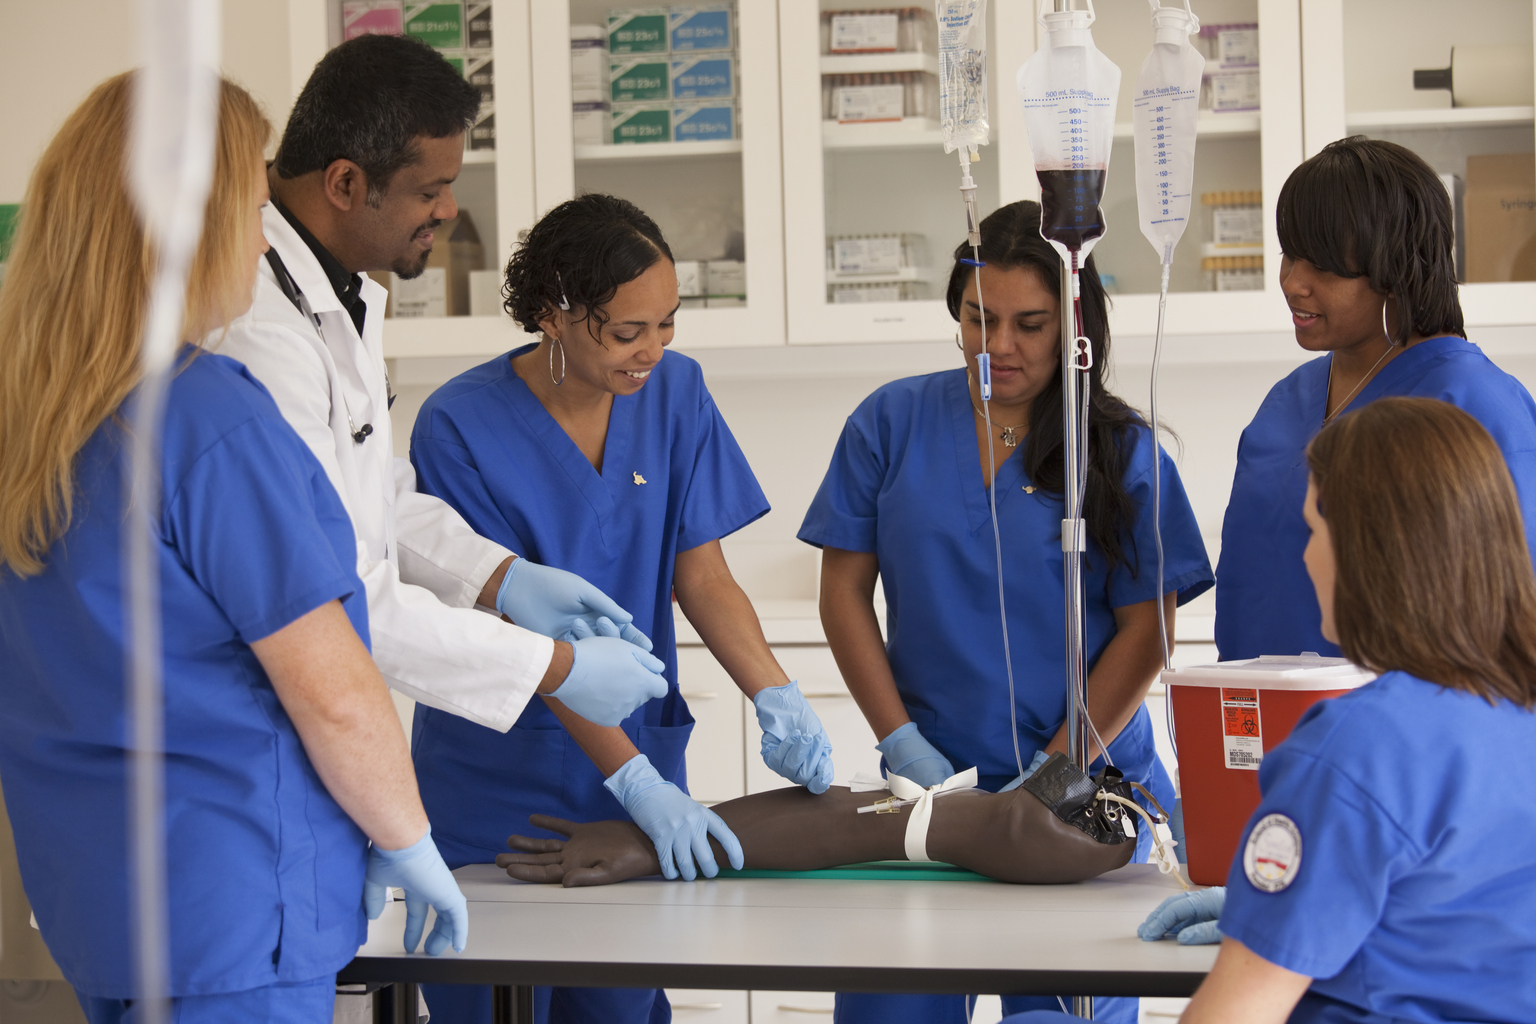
[1151, 262, 1179, 761]
[964, 152, 1026, 784]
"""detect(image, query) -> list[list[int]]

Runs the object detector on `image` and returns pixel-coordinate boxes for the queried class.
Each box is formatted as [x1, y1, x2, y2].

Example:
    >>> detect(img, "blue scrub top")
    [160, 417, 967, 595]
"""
[0, 351, 369, 998]
[1216, 335, 1536, 661]
[1219, 671, 1536, 1023]
[409, 345, 769, 857]
[797, 369, 1213, 793]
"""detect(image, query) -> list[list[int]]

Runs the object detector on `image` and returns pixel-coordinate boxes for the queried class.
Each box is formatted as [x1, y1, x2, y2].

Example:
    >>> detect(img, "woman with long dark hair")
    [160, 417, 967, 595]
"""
[1216, 136, 1536, 662]
[799, 200, 1213, 1024]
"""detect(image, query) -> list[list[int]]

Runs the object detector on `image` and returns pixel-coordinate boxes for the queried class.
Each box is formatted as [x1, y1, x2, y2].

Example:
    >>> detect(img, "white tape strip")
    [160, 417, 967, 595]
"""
[887, 767, 979, 862]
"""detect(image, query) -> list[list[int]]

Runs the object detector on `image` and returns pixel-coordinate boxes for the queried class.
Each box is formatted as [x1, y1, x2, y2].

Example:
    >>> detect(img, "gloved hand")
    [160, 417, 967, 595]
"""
[876, 721, 956, 789]
[497, 558, 653, 651]
[1137, 887, 1226, 945]
[604, 754, 745, 881]
[548, 636, 668, 727]
[998, 749, 1052, 793]
[363, 828, 469, 956]
[754, 681, 835, 794]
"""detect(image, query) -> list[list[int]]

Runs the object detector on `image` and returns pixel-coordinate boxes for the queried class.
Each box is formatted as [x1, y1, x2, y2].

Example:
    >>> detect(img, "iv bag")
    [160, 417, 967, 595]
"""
[1132, 2, 1204, 265]
[1015, 0, 1121, 264]
[937, 0, 989, 156]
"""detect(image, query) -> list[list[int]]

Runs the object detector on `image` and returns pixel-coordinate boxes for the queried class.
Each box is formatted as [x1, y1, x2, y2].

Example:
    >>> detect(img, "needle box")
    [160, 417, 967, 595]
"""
[1167, 655, 1374, 886]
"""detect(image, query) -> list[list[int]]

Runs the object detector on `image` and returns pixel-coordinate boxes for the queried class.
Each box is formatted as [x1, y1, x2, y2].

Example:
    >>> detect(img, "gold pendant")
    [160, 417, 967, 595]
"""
[1001, 427, 1020, 448]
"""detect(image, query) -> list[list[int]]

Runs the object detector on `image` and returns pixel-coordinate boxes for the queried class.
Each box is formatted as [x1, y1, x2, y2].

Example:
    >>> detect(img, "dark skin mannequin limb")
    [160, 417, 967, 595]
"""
[496, 784, 1134, 887]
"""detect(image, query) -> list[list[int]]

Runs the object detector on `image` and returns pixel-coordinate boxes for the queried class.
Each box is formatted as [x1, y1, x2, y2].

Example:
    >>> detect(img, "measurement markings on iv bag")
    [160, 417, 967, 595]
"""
[1221, 687, 1263, 770]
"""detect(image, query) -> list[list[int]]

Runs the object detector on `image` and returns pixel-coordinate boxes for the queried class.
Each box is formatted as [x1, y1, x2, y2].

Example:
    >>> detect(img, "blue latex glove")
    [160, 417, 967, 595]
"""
[1137, 887, 1226, 945]
[549, 636, 668, 727]
[754, 681, 835, 794]
[604, 754, 745, 881]
[876, 721, 956, 789]
[362, 828, 469, 955]
[998, 749, 1052, 793]
[497, 557, 653, 651]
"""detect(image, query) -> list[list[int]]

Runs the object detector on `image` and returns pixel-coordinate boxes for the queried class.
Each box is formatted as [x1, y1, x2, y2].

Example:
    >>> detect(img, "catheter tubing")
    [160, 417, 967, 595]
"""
[1152, 263, 1173, 674]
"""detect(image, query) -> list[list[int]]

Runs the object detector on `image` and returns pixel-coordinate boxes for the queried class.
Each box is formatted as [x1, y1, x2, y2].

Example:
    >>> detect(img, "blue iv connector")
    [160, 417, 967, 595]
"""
[977, 352, 992, 400]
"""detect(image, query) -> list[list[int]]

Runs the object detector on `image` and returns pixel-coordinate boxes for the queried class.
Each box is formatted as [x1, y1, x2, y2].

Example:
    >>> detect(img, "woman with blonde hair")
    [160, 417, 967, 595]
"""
[0, 73, 466, 1023]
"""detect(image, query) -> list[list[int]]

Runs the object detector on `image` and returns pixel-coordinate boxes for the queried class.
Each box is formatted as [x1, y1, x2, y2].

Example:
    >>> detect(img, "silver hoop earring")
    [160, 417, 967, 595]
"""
[1382, 298, 1395, 347]
[548, 335, 566, 386]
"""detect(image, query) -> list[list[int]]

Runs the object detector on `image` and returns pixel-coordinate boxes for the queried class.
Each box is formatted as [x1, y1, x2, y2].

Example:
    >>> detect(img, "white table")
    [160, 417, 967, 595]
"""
[339, 863, 1216, 1023]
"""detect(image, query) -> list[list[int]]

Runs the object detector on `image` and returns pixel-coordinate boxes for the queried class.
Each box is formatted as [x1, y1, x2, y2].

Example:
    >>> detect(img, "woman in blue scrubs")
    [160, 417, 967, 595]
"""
[800, 201, 1213, 1024]
[0, 75, 465, 1023]
[1128, 398, 1536, 1024]
[1217, 136, 1536, 661]
[409, 193, 833, 1024]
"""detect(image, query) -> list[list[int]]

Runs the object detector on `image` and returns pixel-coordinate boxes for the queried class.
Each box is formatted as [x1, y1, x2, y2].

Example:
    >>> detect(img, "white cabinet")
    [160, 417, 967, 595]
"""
[665, 988, 749, 1024]
[676, 645, 748, 804]
[749, 990, 837, 1021]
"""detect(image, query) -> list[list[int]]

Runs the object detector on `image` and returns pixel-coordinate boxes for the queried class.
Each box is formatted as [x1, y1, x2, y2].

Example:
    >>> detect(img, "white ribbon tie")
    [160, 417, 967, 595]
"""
[886, 767, 979, 862]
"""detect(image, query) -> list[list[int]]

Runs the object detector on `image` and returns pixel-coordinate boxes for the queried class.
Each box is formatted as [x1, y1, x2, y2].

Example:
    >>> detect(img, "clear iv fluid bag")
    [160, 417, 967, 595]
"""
[937, 0, 989, 155]
[1132, 4, 1204, 265]
[1016, 1, 1121, 262]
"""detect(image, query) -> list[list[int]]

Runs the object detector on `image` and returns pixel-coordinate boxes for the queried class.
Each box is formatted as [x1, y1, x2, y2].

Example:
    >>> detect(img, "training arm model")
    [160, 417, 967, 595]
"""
[251, 599, 467, 956]
[820, 547, 954, 787]
[674, 539, 835, 793]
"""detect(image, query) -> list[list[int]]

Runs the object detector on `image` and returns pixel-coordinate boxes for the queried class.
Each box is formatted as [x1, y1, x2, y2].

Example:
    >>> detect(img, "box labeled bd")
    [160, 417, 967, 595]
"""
[610, 59, 670, 103]
[343, 1, 403, 39]
[670, 57, 734, 100]
[608, 9, 668, 54]
[404, 2, 463, 49]
[462, 51, 493, 101]
[673, 103, 734, 142]
[669, 6, 732, 52]
[1168, 655, 1374, 886]
[611, 103, 671, 144]
[571, 26, 608, 104]
[391, 214, 484, 318]
[464, 1, 491, 47]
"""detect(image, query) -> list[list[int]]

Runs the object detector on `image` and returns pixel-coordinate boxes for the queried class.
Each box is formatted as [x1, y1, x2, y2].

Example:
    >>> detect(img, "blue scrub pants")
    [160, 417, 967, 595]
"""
[420, 834, 670, 1024]
[833, 993, 1135, 1024]
[79, 976, 335, 1024]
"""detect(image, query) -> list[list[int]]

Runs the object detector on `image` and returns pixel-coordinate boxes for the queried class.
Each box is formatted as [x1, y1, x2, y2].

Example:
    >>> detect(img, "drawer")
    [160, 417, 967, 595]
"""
[675, 647, 747, 803]
[665, 988, 748, 1024]
[749, 990, 835, 1021]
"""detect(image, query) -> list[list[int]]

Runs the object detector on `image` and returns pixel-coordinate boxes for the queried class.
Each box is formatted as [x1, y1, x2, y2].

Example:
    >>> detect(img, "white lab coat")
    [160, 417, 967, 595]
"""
[209, 204, 550, 731]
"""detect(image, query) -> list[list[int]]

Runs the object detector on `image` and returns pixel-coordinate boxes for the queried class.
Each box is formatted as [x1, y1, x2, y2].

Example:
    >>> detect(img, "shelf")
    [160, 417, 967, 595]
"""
[573, 140, 744, 161]
[822, 118, 945, 150]
[1345, 105, 1535, 132]
[461, 148, 496, 165]
[1111, 111, 1261, 140]
[827, 266, 928, 284]
[820, 52, 940, 76]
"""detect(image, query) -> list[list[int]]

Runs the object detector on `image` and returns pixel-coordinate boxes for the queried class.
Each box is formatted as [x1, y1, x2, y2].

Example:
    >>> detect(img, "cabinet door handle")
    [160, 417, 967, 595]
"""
[679, 691, 718, 700]
[776, 1006, 834, 1014]
[670, 1001, 724, 1011]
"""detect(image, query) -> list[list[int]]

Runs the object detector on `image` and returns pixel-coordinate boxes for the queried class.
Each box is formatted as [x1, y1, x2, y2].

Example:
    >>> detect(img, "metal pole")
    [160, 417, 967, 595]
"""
[1060, 255, 1090, 773]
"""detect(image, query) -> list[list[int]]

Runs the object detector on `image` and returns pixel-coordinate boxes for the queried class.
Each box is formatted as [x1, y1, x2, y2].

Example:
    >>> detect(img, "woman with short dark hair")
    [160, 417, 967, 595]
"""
[1216, 136, 1536, 662]
[409, 193, 832, 1024]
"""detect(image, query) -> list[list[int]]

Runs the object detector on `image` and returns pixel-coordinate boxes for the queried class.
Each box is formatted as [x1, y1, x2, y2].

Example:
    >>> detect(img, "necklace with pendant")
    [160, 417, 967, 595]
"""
[1324, 340, 1396, 424]
[971, 401, 1027, 448]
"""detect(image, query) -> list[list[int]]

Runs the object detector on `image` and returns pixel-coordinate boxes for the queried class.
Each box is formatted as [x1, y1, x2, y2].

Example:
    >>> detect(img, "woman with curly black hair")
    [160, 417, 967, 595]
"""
[409, 193, 832, 1024]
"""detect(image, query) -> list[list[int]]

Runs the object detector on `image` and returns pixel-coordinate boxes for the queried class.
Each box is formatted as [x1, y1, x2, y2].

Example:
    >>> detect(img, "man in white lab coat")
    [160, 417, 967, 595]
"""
[215, 39, 665, 762]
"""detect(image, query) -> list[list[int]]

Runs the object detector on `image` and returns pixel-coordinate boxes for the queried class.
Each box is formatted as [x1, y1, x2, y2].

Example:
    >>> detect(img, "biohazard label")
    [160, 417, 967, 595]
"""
[1221, 687, 1263, 770]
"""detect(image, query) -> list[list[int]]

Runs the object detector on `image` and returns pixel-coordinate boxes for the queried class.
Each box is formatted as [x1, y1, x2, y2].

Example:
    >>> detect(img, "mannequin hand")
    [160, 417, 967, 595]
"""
[498, 558, 653, 650]
[876, 722, 956, 789]
[998, 749, 1052, 793]
[362, 829, 468, 955]
[1138, 887, 1226, 945]
[551, 637, 668, 727]
[754, 681, 835, 794]
[604, 754, 744, 881]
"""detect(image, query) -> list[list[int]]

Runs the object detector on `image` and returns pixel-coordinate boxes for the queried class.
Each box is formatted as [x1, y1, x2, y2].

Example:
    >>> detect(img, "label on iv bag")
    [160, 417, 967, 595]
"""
[1221, 687, 1264, 770]
[831, 13, 899, 54]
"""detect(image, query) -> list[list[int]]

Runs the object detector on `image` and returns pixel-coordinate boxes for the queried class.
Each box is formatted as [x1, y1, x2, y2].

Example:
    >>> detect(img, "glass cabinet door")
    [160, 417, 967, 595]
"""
[527, 0, 785, 350]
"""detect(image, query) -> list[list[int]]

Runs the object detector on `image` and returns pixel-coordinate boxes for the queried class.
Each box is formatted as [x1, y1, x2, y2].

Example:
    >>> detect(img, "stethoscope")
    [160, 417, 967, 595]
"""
[264, 248, 379, 444]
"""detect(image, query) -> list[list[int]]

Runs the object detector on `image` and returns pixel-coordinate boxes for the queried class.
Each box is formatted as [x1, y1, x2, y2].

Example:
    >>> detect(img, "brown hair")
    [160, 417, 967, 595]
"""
[1308, 396, 1536, 708]
[0, 72, 271, 576]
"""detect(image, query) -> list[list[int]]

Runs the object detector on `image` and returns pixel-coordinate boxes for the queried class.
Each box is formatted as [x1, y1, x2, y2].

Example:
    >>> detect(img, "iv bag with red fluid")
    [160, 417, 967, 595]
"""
[1015, 0, 1121, 264]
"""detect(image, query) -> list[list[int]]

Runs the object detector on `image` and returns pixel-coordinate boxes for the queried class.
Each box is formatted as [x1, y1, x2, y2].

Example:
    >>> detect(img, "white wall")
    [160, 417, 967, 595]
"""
[0, 0, 294, 205]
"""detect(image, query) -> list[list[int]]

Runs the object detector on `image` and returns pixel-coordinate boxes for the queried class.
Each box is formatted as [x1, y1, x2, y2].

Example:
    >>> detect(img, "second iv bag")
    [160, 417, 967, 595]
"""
[937, 0, 989, 157]
[1132, 2, 1203, 264]
[1016, 0, 1121, 263]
